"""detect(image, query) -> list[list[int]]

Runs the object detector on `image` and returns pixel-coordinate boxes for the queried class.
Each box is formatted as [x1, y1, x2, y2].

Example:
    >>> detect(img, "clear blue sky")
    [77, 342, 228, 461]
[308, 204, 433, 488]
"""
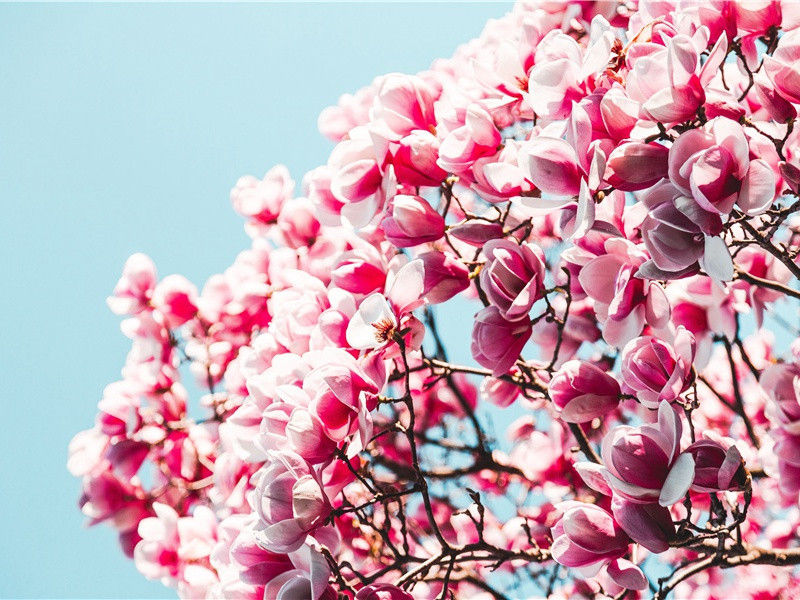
[0, 3, 511, 597]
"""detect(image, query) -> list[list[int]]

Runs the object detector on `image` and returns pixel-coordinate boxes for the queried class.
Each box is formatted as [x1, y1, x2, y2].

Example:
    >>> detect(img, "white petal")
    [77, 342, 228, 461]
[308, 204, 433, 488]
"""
[659, 453, 695, 506]
[345, 293, 396, 350]
[699, 235, 733, 282]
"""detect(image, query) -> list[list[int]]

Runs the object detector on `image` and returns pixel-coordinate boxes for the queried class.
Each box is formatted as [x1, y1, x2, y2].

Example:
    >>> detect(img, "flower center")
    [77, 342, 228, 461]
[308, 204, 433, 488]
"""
[371, 317, 396, 343]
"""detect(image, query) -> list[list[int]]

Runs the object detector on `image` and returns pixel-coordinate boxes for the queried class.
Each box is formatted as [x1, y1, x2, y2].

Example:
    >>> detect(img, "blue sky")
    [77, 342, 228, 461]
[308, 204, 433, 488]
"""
[0, 3, 512, 597]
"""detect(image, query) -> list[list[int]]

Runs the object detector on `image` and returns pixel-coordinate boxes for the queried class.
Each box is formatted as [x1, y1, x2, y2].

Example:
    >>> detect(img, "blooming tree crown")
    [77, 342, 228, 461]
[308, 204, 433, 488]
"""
[70, 1, 800, 598]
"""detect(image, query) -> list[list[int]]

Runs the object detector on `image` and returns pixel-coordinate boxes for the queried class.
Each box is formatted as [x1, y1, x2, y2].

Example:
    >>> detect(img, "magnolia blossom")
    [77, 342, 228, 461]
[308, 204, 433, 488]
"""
[480, 239, 546, 321]
[251, 451, 332, 554]
[620, 327, 696, 408]
[471, 306, 532, 377]
[346, 259, 425, 351]
[668, 118, 776, 216]
[595, 402, 695, 507]
[68, 2, 800, 598]
[550, 501, 646, 591]
[579, 237, 671, 347]
[549, 360, 621, 423]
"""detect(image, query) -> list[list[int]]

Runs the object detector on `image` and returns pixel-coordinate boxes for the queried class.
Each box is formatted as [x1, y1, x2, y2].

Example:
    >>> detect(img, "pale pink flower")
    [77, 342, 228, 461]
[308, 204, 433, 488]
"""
[251, 451, 332, 554]
[437, 104, 501, 175]
[626, 29, 727, 125]
[764, 28, 800, 104]
[231, 165, 294, 231]
[107, 253, 157, 315]
[346, 259, 425, 351]
[578, 238, 671, 347]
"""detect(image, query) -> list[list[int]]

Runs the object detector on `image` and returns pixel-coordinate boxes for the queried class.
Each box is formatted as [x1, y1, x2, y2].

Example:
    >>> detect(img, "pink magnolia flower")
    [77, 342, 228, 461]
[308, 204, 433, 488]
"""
[277, 197, 321, 249]
[638, 180, 732, 281]
[304, 356, 379, 447]
[390, 130, 447, 187]
[684, 437, 747, 493]
[152, 274, 198, 327]
[626, 29, 727, 125]
[668, 117, 776, 216]
[257, 391, 338, 465]
[251, 450, 332, 554]
[134, 503, 217, 585]
[480, 239, 546, 321]
[550, 501, 646, 591]
[764, 28, 800, 104]
[355, 583, 413, 600]
[346, 259, 425, 351]
[549, 360, 621, 423]
[371, 73, 437, 141]
[326, 127, 393, 228]
[620, 327, 696, 408]
[598, 401, 695, 507]
[437, 104, 501, 175]
[331, 249, 387, 295]
[107, 253, 157, 315]
[380, 195, 445, 247]
[578, 237, 671, 347]
[418, 251, 470, 304]
[263, 545, 337, 600]
[471, 305, 532, 377]
[231, 165, 294, 232]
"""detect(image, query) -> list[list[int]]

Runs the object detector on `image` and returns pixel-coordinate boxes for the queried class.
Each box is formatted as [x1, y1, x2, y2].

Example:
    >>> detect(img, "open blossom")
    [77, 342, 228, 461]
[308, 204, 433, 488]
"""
[346, 259, 425, 351]
[550, 501, 646, 591]
[549, 360, 621, 423]
[625, 28, 727, 125]
[134, 503, 217, 586]
[480, 239, 546, 321]
[251, 451, 332, 554]
[668, 117, 776, 216]
[578, 237, 671, 347]
[597, 402, 694, 507]
[620, 327, 696, 408]
[231, 165, 294, 231]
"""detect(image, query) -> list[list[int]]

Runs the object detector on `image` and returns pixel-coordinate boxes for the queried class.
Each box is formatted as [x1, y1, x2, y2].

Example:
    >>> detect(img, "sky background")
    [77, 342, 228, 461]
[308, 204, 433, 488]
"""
[0, 3, 512, 598]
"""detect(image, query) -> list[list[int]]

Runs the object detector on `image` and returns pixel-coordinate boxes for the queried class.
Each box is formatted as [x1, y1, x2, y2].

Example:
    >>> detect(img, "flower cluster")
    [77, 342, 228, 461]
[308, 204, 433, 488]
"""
[70, 1, 800, 598]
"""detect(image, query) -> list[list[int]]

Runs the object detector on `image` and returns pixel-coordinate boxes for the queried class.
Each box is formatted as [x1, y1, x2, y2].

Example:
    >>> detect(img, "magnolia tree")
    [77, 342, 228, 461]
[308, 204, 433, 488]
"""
[68, 1, 800, 598]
